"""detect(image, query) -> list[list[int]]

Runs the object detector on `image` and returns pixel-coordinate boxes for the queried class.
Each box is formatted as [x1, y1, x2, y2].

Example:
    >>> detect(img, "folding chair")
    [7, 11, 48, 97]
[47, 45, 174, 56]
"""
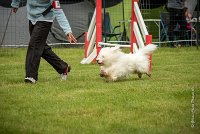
[102, 12, 122, 42]
[160, 12, 170, 42]
[88, 12, 122, 42]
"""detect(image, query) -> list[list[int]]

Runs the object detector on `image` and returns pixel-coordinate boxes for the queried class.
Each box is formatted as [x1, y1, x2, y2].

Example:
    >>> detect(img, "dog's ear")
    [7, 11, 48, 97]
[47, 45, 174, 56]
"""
[111, 45, 120, 52]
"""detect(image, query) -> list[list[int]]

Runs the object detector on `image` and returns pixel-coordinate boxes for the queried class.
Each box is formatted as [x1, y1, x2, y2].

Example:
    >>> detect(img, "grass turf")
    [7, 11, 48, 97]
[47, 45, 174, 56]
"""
[0, 47, 200, 134]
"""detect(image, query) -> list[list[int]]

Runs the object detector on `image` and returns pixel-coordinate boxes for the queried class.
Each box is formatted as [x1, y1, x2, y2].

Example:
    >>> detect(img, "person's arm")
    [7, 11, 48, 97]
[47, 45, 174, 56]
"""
[11, 0, 21, 13]
[53, 9, 77, 43]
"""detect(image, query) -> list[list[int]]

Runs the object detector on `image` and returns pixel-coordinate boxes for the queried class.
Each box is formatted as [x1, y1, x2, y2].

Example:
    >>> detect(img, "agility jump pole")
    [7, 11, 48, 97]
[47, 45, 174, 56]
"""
[81, 0, 102, 64]
[96, 0, 102, 55]
[85, 0, 102, 56]
[131, 0, 153, 71]
[82, 0, 153, 68]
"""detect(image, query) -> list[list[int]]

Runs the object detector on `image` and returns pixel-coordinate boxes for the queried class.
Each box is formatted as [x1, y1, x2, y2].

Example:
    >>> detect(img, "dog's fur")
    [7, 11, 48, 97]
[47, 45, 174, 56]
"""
[96, 44, 157, 81]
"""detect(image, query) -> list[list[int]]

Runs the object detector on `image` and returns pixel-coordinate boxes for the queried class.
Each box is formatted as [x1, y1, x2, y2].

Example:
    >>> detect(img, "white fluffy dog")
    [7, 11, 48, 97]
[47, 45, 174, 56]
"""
[96, 44, 157, 81]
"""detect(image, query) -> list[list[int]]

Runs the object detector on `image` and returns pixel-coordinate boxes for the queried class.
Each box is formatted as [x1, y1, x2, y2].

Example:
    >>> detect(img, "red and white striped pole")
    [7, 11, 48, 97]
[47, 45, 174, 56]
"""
[96, 0, 102, 55]
[130, 0, 138, 53]
[146, 35, 153, 73]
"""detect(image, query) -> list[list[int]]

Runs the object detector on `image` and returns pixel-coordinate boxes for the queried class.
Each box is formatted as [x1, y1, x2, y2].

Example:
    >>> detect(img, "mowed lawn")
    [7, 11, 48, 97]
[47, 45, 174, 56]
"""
[0, 46, 199, 134]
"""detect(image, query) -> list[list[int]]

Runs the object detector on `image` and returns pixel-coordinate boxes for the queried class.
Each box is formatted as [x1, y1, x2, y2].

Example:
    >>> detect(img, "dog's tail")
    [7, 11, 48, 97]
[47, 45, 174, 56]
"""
[138, 44, 157, 55]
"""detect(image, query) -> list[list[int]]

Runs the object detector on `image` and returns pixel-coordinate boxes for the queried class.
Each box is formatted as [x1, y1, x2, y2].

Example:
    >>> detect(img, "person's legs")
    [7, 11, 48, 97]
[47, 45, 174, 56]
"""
[177, 10, 187, 45]
[41, 44, 69, 74]
[168, 8, 178, 47]
[25, 21, 52, 81]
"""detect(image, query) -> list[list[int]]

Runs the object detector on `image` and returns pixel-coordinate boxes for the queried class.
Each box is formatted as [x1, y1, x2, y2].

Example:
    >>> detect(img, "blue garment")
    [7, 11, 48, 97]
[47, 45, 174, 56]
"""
[11, 0, 72, 35]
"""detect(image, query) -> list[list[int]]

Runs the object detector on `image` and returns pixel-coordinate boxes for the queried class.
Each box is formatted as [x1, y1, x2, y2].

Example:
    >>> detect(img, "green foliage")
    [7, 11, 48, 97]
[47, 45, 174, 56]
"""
[0, 47, 200, 134]
[105, 1, 166, 41]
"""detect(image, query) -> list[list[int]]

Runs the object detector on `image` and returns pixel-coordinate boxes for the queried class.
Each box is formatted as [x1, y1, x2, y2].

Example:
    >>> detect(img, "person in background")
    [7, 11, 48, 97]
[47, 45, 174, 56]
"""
[184, 7, 196, 34]
[167, 0, 187, 47]
[11, 0, 77, 84]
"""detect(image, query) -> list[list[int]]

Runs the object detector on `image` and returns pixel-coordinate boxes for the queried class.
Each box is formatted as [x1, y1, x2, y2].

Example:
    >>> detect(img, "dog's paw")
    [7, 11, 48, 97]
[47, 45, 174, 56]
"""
[99, 73, 105, 77]
[99, 70, 107, 77]
[107, 75, 118, 82]
[138, 73, 142, 78]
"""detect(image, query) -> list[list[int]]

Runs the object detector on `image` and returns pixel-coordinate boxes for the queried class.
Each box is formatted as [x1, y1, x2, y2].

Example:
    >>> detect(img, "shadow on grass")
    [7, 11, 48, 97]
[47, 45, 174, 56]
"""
[100, 75, 151, 83]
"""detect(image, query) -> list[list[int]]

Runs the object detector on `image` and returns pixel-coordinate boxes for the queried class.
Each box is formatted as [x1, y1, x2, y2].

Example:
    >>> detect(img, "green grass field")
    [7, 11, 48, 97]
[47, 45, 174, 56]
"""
[0, 47, 200, 134]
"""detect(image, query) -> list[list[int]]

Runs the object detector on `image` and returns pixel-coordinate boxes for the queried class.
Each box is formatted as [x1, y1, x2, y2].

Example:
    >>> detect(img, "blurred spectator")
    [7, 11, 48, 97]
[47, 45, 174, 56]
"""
[167, 0, 187, 47]
[183, 7, 197, 45]
[184, 7, 196, 34]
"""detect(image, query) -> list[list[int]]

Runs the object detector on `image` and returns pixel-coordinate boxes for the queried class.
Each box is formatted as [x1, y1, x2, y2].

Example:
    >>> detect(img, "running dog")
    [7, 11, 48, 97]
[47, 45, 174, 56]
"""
[96, 44, 157, 81]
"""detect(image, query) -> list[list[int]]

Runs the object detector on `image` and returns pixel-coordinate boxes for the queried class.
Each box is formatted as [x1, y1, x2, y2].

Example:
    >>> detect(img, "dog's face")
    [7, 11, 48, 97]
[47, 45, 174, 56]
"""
[96, 46, 120, 66]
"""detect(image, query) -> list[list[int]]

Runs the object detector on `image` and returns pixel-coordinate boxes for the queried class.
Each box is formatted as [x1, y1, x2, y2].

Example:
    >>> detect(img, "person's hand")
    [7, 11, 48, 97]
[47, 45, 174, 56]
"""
[192, 27, 196, 33]
[67, 32, 77, 44]
[12, 8, 18, 13]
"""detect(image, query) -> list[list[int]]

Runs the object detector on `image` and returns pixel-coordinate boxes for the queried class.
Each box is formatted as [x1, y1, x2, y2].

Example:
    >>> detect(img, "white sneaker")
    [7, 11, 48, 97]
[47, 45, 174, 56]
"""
[60, 73, 67, 80]
[60, 65, 71, 80]
[24, 77, 36, 84]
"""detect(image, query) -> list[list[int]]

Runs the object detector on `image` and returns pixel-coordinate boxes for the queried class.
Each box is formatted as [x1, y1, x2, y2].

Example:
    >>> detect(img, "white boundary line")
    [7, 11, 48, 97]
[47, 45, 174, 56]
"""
[98, 42, 130, 48]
